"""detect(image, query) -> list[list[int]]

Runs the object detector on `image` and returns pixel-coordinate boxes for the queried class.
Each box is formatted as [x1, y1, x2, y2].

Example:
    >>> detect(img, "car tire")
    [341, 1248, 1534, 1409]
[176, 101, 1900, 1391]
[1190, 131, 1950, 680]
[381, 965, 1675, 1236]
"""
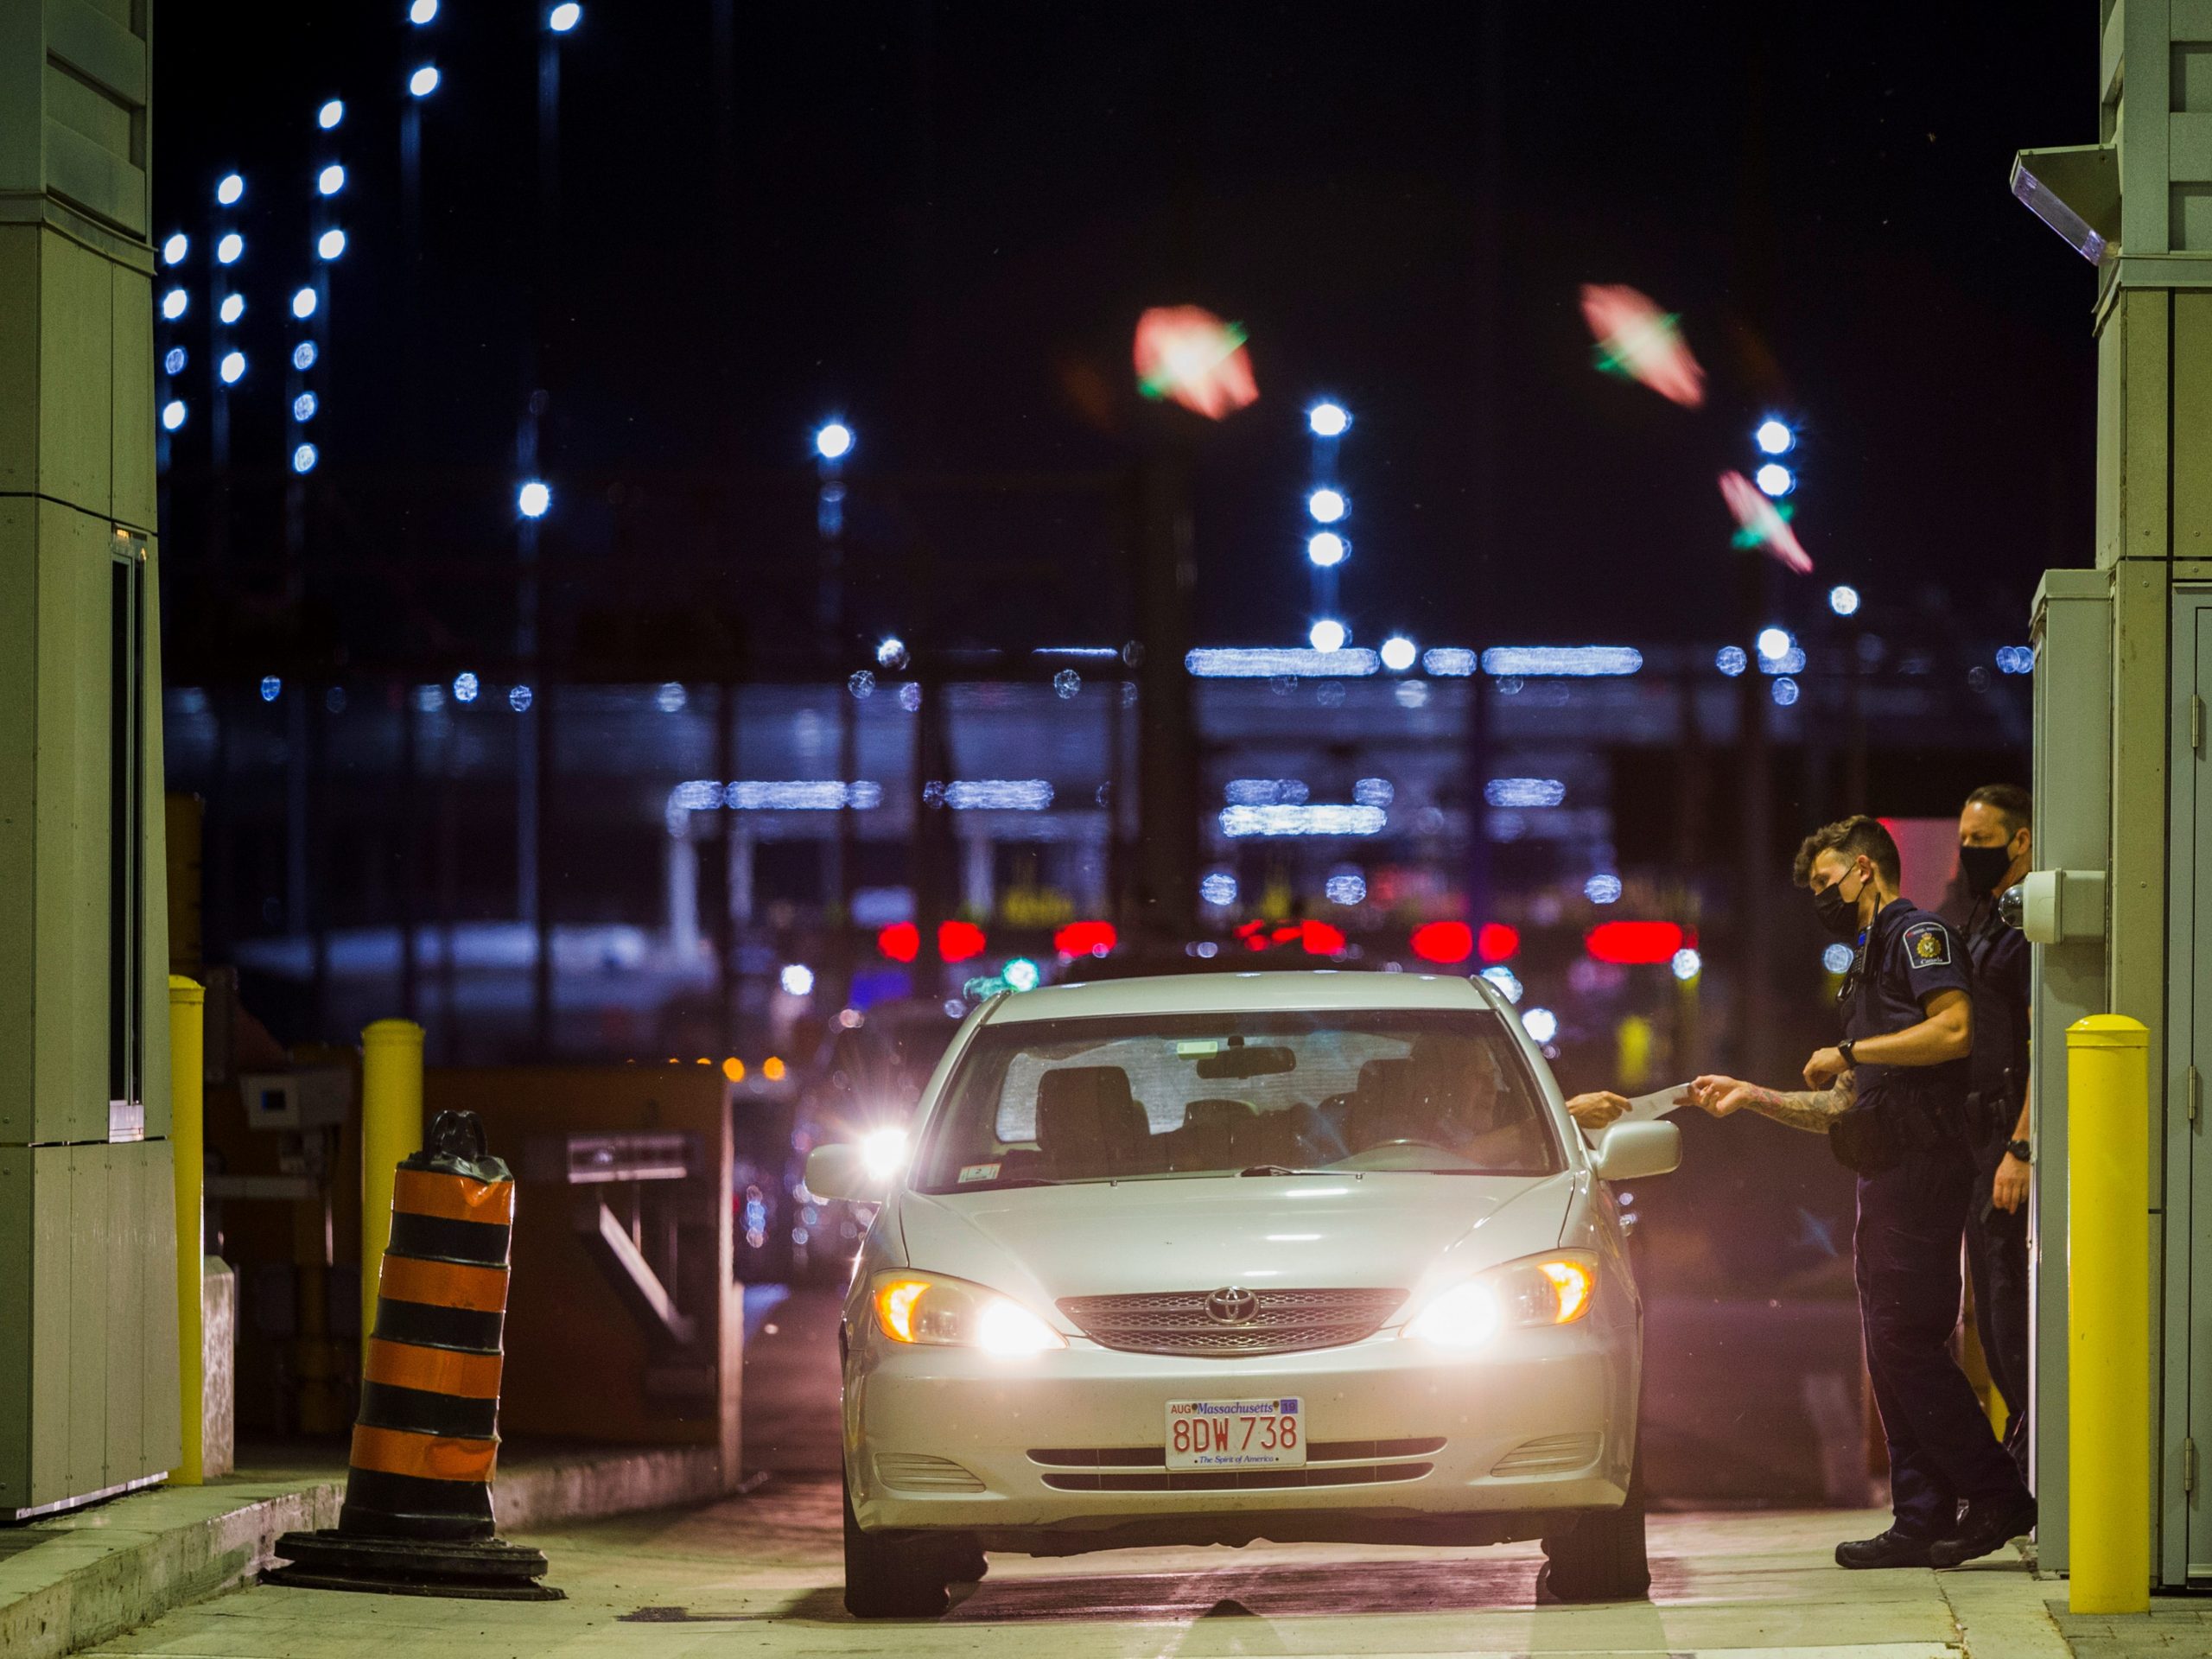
[841, 1466, 962, 1619]
[1540, 1441, 1651, 1602]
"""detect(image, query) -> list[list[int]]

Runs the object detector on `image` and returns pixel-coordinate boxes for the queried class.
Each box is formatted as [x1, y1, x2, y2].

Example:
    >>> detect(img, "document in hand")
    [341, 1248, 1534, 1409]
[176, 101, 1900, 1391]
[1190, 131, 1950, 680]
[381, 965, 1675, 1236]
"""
[1617, 1084, 1698, 1124]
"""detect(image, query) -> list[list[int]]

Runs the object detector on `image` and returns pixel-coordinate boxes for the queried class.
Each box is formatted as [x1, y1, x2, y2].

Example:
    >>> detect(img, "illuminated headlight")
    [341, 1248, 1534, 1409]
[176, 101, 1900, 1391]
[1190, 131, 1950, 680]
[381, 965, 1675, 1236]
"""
[1402, 1254, 1596, 1349]
[870, 1272, 1065, 1355]
[859, 1126, 908, 1182]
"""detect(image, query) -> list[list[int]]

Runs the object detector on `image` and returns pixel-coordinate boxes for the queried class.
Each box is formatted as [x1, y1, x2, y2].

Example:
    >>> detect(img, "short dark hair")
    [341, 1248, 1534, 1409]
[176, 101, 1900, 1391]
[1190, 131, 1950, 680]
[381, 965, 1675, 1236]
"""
[1965, 783, 2031, 838]
[1792, 815, 1900, 888]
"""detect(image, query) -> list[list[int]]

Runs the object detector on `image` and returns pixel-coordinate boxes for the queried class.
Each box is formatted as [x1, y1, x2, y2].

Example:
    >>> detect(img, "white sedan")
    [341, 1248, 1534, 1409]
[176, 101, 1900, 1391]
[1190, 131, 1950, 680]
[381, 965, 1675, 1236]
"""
[804, 969, 1681, 1617]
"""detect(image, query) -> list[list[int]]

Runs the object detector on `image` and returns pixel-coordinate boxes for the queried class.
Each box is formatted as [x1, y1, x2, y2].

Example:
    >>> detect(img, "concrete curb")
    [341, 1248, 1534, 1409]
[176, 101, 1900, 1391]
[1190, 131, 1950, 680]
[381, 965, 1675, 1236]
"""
[0, 1446, 728, 1659]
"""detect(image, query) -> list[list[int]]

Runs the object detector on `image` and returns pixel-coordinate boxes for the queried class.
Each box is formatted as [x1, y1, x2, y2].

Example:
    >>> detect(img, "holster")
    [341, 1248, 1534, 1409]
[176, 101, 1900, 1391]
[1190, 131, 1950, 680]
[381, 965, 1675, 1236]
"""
[1827, 1103, 1901, 1174]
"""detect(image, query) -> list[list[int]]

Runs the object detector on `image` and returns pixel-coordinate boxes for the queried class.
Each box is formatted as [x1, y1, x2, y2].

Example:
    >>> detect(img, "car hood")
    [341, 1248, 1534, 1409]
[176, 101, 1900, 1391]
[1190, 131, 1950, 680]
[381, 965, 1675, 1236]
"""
[891, 1170, 1580, 1329]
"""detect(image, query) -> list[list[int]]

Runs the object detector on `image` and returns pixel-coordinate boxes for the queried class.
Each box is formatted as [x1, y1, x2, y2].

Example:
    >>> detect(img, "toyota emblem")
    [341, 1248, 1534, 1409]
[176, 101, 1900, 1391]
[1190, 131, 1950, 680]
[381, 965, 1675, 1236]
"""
[1204, 1286, 1260, 1325]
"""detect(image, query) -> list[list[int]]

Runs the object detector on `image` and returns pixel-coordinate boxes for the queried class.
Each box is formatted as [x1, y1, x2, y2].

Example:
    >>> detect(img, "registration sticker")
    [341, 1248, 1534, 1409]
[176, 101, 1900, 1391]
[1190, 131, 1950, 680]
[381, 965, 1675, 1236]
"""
[1174, 1039, 1221, 1057]
[1166, 1397, 1306, 1470]
[957, 1162, 1001, 1183]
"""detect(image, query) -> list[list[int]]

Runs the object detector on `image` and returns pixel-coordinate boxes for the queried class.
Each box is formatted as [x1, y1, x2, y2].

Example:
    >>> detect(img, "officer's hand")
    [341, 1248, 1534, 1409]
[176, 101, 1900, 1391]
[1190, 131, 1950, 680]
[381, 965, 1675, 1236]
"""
[1564, 1091, 1631, 1130]
[1992, 1154, 2031, 1214]
[1802, 1046, 1847, 1090]
[1686, 1075, 1757, 1118]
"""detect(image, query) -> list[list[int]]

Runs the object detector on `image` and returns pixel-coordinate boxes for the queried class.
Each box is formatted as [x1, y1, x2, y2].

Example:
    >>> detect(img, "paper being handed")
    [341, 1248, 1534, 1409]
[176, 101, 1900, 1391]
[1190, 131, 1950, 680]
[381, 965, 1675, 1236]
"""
[1618, 1082, 1699, 1123]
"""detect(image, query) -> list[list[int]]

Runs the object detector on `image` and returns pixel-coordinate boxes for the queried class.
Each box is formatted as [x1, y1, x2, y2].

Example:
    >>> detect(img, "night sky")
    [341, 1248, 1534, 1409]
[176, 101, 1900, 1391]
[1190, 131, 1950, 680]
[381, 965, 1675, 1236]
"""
[156, 3, 2100, 661]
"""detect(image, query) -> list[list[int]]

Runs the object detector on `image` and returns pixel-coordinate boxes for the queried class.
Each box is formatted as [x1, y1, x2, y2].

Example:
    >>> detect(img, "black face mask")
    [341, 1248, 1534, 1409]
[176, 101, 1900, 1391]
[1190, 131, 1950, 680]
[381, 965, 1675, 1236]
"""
[1812, 867, 1866, 940]
[1959, 842, 2015, 899]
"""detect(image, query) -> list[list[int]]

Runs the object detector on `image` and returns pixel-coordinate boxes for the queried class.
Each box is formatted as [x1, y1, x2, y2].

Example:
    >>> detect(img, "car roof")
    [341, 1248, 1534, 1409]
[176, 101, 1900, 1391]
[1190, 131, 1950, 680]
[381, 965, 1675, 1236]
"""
[981, 969, 1501, 1025]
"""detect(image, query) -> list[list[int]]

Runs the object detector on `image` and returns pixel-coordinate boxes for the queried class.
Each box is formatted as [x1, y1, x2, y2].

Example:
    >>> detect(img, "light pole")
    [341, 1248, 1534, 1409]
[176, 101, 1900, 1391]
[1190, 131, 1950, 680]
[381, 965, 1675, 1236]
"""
[1306, 403, 1349, 647]
[816, 420, 856, 996]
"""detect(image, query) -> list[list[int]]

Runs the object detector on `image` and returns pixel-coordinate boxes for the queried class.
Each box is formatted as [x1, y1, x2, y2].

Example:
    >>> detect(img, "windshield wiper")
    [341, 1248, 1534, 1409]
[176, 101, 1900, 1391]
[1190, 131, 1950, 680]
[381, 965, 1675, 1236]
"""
[1237, 1165, 1338, 1177]
[924, 1176, 1058, 1193]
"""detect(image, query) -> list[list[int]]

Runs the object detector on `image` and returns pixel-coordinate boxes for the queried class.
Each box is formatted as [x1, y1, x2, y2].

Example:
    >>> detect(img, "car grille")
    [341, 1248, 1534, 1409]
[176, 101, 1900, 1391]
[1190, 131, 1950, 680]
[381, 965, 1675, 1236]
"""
[1037, 1462, 1432, 1493]
[1029, 1437, 1445, 1467]
[1056, 1287, 1408, 1357]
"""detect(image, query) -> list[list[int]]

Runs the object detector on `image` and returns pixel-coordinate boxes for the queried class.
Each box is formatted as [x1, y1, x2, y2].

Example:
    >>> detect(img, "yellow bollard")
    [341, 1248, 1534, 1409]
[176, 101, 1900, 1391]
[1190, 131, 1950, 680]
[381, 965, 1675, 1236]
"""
[359, 1020, 426, 1363]
[2067, 1014, 2150, 1615]
[168, 976, 206, 1485]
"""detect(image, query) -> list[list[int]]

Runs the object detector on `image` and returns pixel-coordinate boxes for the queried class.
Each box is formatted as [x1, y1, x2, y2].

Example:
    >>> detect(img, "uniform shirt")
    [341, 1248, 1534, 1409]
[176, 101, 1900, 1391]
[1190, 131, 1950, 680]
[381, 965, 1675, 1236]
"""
[1964, 901, 2031, 1110]
[1844, 897, 1973, 1112]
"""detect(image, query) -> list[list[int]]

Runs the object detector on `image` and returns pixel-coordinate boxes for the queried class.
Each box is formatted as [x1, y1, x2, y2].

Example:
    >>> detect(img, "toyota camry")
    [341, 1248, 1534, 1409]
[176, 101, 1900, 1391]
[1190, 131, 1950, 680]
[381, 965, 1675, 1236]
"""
[803, 969, 1681, 1617]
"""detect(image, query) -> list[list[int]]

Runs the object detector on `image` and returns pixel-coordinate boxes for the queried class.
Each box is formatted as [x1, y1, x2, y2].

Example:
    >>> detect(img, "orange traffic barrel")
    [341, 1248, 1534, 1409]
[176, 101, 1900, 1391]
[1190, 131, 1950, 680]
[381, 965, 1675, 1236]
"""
[269, 1110, 558, 1600]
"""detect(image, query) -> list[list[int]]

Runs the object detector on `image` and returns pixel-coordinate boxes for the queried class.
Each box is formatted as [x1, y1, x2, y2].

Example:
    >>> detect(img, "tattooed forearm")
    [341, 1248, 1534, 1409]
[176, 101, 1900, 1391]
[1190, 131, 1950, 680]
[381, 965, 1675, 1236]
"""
[1741, 1070, 1858, 1135]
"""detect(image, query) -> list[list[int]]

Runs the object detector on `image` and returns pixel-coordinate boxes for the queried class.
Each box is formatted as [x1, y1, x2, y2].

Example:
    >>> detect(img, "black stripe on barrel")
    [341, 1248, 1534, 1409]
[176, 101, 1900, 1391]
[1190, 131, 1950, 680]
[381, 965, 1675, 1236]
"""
[358, 1379, 500, 1440]
[339, 1468, 496, 1541]
[372, 1295, 506, 1353]
[386, 1210, 512, 1268]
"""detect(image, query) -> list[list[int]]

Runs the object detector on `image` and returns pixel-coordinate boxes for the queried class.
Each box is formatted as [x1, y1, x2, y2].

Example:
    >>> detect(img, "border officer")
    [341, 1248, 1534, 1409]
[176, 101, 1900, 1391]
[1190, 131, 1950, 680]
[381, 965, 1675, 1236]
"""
[1685, 816, 2035, 1567]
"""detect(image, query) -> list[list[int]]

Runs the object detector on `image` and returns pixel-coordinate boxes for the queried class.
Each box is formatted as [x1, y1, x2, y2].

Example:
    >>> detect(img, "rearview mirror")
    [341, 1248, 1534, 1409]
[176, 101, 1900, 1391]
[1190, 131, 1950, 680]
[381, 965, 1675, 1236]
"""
[803, 1143, 874, 1202]
[1592, 1120, 1681, 1182]
[1194, 1045, 1297, 1080]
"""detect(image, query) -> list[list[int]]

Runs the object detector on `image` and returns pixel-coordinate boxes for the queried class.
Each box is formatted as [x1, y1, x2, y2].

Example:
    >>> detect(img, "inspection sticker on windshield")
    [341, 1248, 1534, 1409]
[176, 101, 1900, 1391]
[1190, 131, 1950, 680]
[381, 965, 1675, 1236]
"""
[957, 1162, 1001, 1184]
[1174, 1039, 1221, 1056]
[1166, 1397, 1306, 1470]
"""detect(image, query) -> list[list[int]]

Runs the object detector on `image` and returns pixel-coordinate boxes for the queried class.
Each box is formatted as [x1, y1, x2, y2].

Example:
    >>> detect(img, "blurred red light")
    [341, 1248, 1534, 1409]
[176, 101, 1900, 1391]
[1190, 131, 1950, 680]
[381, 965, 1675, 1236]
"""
[1476, 923, 1520, 963]
[938, 919, 988, 963]
[1300, 919, 1347, 955]
[876, 922, 919, 963]
[1585, 920, 1685, 965]
[1054, 920, 1118, 957]
[1409, 921, 1473, 964]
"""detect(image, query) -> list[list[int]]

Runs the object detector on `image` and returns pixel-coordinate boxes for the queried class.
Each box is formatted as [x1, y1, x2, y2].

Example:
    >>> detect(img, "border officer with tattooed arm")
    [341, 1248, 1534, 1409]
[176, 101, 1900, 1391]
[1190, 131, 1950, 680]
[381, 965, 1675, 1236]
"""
[1685, 816, 2035, 1570]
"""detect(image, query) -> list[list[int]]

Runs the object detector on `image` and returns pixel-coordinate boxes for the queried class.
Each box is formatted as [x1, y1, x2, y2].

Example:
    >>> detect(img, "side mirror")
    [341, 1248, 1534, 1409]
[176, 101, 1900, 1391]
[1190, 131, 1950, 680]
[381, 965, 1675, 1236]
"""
[803, 1143, 874, 1202]
[1592, 1120, 1681, 1182]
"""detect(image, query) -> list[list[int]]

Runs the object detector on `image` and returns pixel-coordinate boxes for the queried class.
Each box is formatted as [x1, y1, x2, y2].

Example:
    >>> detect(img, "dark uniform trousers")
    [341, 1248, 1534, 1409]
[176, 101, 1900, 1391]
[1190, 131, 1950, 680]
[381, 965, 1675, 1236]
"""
[1961, 906, 2033, 1478]
[1856, 1141, 2031, 1537]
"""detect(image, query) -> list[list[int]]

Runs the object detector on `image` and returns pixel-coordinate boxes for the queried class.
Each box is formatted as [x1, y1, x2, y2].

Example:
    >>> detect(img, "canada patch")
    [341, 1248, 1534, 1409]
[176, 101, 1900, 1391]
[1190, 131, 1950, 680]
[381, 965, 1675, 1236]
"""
[1903, 920, 1952, 969]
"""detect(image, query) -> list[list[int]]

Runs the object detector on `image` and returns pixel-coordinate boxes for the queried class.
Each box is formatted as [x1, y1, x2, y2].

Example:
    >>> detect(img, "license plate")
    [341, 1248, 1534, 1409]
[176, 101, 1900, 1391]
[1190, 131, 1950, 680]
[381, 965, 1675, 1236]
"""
[1165, 1397, 1306, 1470]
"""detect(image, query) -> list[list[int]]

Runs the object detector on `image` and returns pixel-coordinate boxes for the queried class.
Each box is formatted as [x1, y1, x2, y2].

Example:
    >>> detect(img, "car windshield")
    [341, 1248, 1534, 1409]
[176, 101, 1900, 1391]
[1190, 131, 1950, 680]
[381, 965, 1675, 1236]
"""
[910, 1007, 1561, 1192]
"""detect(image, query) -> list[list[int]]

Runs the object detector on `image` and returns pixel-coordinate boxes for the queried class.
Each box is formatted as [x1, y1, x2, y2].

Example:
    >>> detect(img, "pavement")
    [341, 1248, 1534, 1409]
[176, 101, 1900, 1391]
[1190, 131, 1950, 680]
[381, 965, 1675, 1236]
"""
[71, 1477, 2074, 1659]
[21, 1287, 2205, 1658]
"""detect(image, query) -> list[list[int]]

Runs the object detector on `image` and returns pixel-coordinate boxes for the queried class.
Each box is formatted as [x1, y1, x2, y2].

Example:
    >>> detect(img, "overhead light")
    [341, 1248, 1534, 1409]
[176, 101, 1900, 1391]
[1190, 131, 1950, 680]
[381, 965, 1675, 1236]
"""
[1378, 635, 1417, 672]
[1308, 618, 1347, 653]
[815, 422, 854, 461]
[1307, 487, 1346, 524]
[518, 480, 552, 518]
[1754, 419, 1795, 455]
[1307, 402, 1349, 437]
[216, 173, 244, 206]
[2010, 145, 2118, 265]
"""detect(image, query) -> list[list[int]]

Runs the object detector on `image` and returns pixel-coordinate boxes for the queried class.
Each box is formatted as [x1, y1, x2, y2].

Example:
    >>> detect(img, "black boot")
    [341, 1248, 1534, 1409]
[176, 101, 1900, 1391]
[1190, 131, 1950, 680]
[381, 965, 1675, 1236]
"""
[1927, 1496, 2036, 1567]
[1835, 1529, 1942, 1569]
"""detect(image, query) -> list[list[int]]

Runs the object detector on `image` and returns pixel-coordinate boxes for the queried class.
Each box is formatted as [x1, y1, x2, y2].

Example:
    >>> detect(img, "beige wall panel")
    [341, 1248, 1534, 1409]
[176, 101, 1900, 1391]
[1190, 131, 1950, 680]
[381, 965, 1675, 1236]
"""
[35, 230, 111, 513]
[0, 226, 35, 495]
[66, 1146, 106, 1498]
[0, 1149, 29, 1506]
[0, 500, 35, 1146]
[137, 1141, 180, 1471]
[32, 504, 112, 1143]
[2177, 293, 2212, 565]
[104, 1141, 145, 1483]
[110, 263, 152, 531]
[30, 1147, 71, 1503]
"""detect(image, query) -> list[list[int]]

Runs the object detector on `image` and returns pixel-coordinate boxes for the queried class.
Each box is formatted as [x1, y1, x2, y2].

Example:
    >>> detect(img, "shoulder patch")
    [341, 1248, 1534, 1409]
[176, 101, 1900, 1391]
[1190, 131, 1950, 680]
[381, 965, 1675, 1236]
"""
[1902, 919, 1953, 969]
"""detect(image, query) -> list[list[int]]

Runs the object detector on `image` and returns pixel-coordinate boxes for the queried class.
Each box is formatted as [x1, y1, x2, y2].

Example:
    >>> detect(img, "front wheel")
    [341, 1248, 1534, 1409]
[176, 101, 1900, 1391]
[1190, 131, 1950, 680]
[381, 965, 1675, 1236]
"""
[842, 1466, 979, 1619]
[1540, 1442, 1650, 1602]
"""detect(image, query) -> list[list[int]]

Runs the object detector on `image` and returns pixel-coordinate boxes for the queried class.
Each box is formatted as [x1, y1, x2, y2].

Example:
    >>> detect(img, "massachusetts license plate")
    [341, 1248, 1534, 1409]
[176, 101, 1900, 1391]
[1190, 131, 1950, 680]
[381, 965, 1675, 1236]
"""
[1165, 1397, 1306, 1470]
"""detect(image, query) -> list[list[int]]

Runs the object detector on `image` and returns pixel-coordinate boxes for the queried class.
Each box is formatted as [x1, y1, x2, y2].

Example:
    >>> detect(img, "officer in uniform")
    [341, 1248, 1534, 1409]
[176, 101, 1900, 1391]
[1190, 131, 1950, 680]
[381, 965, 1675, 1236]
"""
[1957, 784, 2034, 1475]
[1686, 816, 2035, 1567]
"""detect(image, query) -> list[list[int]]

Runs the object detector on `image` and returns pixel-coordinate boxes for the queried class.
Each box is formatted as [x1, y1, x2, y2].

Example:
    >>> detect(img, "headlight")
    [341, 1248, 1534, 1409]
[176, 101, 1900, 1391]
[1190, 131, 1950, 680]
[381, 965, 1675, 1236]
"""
[870, 1271, 1066, 1355]
[1402, 1254, 1597, 1349]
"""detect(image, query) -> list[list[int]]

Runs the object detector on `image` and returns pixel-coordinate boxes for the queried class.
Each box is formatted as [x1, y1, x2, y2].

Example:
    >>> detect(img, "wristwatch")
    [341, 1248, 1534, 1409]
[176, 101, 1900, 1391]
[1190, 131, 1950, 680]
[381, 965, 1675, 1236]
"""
[2006, 1138, 2032, 1163]
[1838, 1039, 1858, 1069]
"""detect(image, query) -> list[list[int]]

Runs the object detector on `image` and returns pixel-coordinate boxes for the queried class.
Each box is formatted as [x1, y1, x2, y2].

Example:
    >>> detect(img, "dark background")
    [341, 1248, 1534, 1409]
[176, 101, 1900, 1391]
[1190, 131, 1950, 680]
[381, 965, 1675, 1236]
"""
[155, 3, 2098, 660]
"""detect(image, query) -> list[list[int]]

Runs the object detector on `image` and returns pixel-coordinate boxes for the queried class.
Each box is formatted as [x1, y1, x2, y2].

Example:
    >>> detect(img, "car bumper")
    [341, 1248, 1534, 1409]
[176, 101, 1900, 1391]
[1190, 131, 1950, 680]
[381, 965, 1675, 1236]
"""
[846, 1322, 1636, 1542]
